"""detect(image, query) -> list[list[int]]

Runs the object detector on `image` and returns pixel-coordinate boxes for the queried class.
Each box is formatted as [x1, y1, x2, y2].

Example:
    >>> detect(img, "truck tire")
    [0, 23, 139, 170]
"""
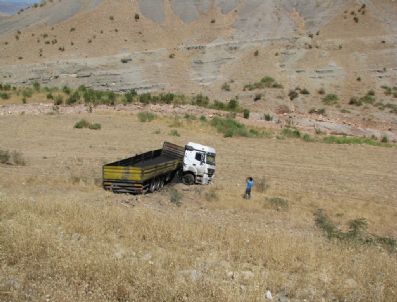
[182, 173, 195, 185]
[149, 180, 156, 193]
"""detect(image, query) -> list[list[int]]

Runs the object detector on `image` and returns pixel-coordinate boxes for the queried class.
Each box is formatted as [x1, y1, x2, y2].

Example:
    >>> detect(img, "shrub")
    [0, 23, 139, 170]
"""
[265, 197, 289, 210]
[254, 93, 262, 101]
[263, 113, 273, 121]
[302, 134, 315, 142]
[243, 109, 250, 119]
[46, 93, 54, 100]
[74, 119, 90, 129]
[255, 177, 269, 193]
[322, 94, 339, 105]
[54, 95, 64, 105]
[32, 81, 40, 91]
[0, 150, 26, 166]
[192, 94, 209, 107]
[169, 188, 182, 206]
[282, 127, 301, 138]
[0, 92, 10, 100]
[66, 91, 80, 105]
[199, 115, 207, 122]
[134, 13, 140, 21]
[137, 112, 156, 122]
[169, 129, 180, 137]
[62, 86, 72, 95]
[205, 189, 219, 202]
[318, 88, 325, 95]
[88, 123, 101, 130]
[0, 150, 10, 164]
[124, 89, 137, 103]
[301, 88, 310, 95]
[254, 50, 259, 56]
[314, 209, 396, 251]
[323, 135, 388, 147]
[169, 53, 175, 59]
[288, 90, 299, 101]
[22, 88, 33, 98]
[309, 108, 326, 115]
[221, 82, 231, 91]
[211, 117, 248, 137]
[349, 97, 361, 106]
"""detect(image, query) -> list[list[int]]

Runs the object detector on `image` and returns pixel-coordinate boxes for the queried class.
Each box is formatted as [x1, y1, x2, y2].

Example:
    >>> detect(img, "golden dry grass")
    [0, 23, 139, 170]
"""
[0, 111, 396, 301]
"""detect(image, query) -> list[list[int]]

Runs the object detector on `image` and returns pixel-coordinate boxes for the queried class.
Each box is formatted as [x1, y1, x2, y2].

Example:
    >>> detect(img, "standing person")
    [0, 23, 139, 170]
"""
[244, 177, 254, 199]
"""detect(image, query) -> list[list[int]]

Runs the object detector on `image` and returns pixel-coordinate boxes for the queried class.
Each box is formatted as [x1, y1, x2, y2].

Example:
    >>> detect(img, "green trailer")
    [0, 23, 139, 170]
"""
[103, 142, 185, 194]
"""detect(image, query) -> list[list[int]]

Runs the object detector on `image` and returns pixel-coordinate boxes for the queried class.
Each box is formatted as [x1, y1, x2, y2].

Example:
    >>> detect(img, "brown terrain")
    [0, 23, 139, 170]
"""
[0, 1, 397, 301]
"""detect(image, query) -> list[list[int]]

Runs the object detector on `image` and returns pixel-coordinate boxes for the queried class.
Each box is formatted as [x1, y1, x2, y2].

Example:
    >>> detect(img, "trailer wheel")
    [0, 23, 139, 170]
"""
[149, 180, 156, 193]
[159, 178, 165, 189]
[182, 173, 195, 185]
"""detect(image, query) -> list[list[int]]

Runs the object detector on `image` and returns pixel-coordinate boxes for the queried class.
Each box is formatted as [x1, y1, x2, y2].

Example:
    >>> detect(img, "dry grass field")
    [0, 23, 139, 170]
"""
[0, 111, 396, 301]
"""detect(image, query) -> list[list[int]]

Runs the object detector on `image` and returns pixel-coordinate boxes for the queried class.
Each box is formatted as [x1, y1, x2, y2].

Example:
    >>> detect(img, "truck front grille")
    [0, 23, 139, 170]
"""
[208, 168, 215, 177]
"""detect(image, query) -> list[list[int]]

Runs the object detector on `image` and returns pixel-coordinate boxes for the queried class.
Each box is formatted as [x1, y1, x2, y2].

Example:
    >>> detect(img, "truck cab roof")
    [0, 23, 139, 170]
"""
[186, 142, 216, 154]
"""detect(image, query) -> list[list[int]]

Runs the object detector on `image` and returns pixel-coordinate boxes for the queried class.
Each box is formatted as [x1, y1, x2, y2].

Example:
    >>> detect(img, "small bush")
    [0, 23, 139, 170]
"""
[302, 134, 315, 142]
[0, 150, 10, 164]
[0, 150, 26, 166]
[282, 127, 301, 138]
[255, 177, 269, 193]
[134, 13, 140, 21]
[62, 86, 72, 95]
[323, 135, 388, 147]
[322, 94, 339, 105]
[309, 108, 326, 115]
[301, 88, 310, 95]
[314, 209, 396, 251]
[199, 115, 207, 122]
[221, 82, 231, 91]
[170, 188, 182, 206]
[88, 123, 101, 130]
[205, 189, 219, 202]
[137, 112, 157, 122]
[74, 119, 90, 129]
[263, 113, 273, 121]
[54, 95, 64, 105]
[254, 93, 262, 101]
[318, 88, 325, 95]
[32, 81, 40, 91]
[254, 50, 259, 56]
[0, 92, 10, 100]
[169, 129, 180, 137]
[265, 197, 289, 210]
[288, 90, 299, 101]
[22, 88, 33, 98]
[243, 109, 250, 119]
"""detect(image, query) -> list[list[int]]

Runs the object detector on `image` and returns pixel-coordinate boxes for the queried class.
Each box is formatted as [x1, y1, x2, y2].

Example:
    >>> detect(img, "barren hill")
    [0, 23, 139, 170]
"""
[0, 0, 396, 135]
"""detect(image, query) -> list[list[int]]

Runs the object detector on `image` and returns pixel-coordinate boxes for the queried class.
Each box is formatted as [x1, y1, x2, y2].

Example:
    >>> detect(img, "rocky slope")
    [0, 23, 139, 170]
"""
[0, 0, 396, 138]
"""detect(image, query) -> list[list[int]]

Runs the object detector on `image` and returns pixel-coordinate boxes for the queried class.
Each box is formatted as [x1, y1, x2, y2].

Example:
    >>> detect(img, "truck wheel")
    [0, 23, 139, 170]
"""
[182, 173, 195, 185]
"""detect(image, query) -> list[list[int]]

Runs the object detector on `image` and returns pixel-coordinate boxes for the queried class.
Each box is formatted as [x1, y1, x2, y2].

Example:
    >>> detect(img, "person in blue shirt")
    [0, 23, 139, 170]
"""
[244, 177, 254, 199]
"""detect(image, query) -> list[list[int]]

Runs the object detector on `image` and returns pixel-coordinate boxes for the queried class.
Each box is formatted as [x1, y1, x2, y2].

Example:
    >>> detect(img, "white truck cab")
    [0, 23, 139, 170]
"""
[182, 142, 216, 185]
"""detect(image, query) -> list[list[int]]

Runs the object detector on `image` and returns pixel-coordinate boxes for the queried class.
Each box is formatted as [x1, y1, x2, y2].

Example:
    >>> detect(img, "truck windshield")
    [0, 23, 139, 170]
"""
[206, 153, 216, 166]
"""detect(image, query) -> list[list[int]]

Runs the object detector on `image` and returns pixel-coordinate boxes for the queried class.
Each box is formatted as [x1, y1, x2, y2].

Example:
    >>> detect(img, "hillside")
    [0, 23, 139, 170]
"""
[0, 0, 396, 141]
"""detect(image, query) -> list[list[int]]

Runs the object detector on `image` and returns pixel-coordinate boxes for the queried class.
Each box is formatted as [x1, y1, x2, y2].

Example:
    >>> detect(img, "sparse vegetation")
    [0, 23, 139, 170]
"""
[323, 135, 389, 147]
[322, 94, 339, 105]
[0, 149, 26, 166]
[74, 119, 101, 130]
[137, 112, 157, 122]
[263, 113, 273, 121]
[221, 82, 231, 91]
[315, 209, 396, 251]
[169, 129, 180, 137]
[244, 76, 283, 91]
[264, 197, 289, 210]
[169, 188, 182, 206]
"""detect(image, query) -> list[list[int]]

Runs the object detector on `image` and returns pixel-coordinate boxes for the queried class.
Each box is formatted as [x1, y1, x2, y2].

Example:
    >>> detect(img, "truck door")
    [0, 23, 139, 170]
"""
[194, 152, 206, 176]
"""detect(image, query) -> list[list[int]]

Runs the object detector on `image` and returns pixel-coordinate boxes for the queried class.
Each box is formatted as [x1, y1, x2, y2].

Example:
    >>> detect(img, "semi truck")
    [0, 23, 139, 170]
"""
[103, 142, 216, 194]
